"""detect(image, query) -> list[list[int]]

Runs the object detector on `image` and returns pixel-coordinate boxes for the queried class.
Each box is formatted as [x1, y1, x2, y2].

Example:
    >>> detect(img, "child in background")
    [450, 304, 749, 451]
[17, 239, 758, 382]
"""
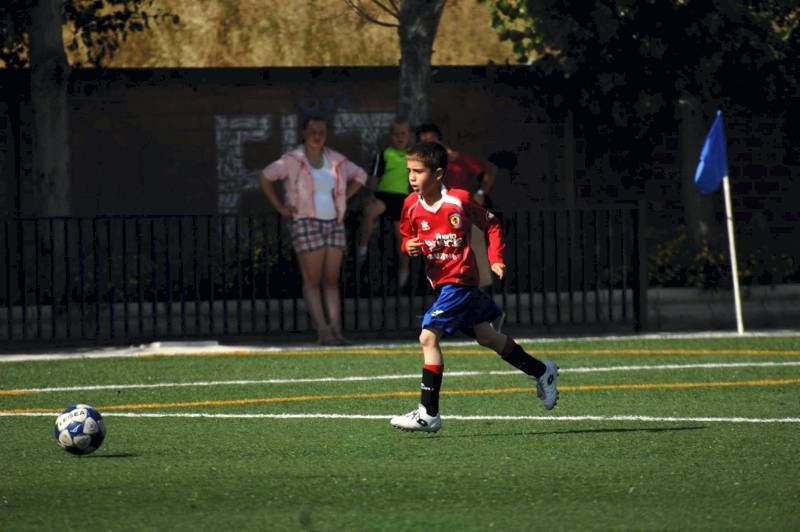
[357, 118, 412, 287]
[390, 141, 558, 433]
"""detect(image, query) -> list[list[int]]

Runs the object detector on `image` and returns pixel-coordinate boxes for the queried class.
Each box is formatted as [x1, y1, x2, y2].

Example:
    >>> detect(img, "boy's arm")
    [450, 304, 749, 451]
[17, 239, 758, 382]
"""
[399, 194, 419, 255]
[466, 200, 505, 267]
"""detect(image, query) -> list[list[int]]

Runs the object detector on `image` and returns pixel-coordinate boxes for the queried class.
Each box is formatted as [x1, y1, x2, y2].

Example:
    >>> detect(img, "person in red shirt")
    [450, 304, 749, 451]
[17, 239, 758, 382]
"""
[389, 141, 559, 433]
[415, 122, 498, 291]
[414, 123, 497, 206]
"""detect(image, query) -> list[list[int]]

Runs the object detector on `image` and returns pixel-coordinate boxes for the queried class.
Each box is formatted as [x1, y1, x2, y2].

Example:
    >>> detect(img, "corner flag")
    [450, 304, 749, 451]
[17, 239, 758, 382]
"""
[693, 109, 744, 334]
[694, 110, 728, 194]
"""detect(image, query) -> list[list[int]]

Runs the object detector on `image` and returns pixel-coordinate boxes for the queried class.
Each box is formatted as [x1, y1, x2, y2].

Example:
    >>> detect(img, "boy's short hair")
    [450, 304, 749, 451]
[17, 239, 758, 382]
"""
[407, 141, 448, 174]
[415, 122, 443, 142]
[392, 116, 410, 129]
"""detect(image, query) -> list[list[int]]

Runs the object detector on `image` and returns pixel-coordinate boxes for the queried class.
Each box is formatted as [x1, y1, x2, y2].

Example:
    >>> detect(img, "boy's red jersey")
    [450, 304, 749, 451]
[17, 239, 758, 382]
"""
[400, 187, 505, 289]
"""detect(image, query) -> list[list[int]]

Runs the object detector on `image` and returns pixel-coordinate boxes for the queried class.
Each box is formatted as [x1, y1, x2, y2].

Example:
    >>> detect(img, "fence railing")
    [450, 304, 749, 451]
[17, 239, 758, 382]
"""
[0, 203, 647, 345]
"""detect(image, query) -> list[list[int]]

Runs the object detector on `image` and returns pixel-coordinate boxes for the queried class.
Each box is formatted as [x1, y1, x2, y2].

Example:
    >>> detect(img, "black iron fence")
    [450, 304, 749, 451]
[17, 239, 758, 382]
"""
[0, 203, 646, 345]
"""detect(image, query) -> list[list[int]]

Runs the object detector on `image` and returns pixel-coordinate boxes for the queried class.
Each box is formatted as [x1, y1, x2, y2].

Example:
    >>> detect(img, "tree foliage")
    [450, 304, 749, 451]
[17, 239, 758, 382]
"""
[0, 0, 177, 68]
[483, 0, 800, 270]
[482, 0, 799, 135]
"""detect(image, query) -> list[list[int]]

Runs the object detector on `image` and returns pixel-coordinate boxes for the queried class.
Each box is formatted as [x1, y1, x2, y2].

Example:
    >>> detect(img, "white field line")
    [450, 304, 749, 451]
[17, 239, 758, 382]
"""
[2, 411, 799, 424]
[3, 361, 800, 394]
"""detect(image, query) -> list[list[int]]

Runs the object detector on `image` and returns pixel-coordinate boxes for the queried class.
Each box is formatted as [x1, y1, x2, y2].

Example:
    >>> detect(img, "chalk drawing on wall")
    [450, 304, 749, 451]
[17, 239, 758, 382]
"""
[214, 115, 272, 213]
[281, 114, 299, 154]
[214, 112, 395, 213]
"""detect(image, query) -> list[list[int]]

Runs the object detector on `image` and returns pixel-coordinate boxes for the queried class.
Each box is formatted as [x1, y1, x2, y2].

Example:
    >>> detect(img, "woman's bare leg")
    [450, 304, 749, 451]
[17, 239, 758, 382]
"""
[297, 248, 333, 341]
[322, 246, 346, 341]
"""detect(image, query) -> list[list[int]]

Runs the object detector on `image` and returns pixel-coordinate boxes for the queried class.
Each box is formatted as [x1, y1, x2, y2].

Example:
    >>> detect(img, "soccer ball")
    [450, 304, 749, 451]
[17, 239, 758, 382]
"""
[54, 404, 107, 455]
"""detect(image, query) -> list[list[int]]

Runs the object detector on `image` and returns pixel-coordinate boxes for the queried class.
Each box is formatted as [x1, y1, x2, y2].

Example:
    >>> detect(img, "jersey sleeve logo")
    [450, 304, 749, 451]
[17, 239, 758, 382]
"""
[448, 212, 463, 229]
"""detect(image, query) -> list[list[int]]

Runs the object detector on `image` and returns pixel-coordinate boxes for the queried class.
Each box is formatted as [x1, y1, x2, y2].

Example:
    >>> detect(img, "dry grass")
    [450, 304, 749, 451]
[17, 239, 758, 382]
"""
[101, 0, 516, 67]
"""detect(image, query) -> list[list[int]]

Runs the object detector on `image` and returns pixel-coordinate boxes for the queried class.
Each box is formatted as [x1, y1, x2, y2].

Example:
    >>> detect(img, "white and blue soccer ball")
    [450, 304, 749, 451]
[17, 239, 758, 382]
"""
[54, 404, 107, 455]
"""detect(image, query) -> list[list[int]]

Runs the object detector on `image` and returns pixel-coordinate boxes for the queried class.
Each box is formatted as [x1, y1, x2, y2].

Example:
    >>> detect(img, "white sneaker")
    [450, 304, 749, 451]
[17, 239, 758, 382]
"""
[533, 360, 559, 410]
[390, 404, 441, 433]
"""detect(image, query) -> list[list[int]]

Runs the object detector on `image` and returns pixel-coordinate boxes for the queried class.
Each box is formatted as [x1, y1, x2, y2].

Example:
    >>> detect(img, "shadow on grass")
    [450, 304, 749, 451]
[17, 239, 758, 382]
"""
[435, 426, 707, 439]
[85, 453, 138, 459]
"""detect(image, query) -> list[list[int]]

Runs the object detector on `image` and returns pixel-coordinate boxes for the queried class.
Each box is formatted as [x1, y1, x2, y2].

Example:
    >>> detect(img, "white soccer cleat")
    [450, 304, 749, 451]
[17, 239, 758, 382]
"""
[390, 404, 441, 433]
[533, 360, 559, 410]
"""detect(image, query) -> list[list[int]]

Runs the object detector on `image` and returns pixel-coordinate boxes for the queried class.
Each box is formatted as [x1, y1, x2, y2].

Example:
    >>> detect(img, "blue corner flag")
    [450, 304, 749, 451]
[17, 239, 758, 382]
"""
[693, 110, 728, 194]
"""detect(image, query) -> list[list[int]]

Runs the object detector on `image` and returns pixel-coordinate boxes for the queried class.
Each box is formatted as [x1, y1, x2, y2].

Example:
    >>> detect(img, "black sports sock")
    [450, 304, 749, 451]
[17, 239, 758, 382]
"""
[420, 366, 443, 416]
[500, 341, 547, 378]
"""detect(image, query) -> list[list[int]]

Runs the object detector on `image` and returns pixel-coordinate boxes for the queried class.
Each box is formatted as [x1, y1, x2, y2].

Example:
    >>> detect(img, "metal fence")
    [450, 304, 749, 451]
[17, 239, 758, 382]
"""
[0, 203, 646, 345]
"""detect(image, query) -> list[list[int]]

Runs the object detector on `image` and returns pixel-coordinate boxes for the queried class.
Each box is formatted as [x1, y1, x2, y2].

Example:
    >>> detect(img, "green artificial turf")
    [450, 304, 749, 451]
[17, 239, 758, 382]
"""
[2, 335, 799, 531]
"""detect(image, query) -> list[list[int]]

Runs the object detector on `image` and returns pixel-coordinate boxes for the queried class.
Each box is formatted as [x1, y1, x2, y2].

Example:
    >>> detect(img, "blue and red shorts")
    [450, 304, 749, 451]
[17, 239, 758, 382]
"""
[422, 283, 502, 338]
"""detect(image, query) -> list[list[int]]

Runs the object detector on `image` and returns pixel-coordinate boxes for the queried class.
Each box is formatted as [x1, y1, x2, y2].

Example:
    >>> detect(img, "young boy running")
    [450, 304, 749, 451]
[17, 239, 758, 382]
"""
[390, 142, 558, 433]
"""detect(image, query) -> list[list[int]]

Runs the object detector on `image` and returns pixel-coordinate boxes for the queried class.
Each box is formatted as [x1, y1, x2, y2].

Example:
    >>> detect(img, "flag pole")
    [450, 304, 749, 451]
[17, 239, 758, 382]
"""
[722, 175, 744, 334]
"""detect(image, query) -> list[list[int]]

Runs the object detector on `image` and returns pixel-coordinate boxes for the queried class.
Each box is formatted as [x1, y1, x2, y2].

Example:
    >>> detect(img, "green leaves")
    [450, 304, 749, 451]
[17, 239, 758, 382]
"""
[481, 0, 799, 165]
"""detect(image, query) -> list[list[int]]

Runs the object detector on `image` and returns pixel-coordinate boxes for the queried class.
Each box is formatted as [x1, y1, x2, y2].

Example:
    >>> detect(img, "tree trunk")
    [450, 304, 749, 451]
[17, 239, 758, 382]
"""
[29, 0, 71, 216]
[397, 0, 446, 127]
[678, 94, 716, 251]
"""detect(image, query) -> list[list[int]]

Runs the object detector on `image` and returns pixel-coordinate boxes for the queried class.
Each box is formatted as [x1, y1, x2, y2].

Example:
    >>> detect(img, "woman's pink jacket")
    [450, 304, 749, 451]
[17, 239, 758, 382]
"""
[261, 146, 367, 224]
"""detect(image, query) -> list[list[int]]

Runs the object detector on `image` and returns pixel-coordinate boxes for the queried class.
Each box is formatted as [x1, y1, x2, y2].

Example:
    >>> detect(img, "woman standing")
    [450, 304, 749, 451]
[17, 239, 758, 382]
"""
[260, 116, 366, 345]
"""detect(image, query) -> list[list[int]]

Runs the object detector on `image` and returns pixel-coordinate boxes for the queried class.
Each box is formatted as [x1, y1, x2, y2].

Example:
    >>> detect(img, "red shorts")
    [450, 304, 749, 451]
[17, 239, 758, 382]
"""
[291, 218, 346, 254]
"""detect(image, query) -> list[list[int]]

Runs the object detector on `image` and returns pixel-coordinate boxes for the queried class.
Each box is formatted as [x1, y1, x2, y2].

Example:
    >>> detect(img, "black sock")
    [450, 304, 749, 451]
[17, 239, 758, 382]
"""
[500, 342, 547, 378]
[420, 366, 443, 416]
